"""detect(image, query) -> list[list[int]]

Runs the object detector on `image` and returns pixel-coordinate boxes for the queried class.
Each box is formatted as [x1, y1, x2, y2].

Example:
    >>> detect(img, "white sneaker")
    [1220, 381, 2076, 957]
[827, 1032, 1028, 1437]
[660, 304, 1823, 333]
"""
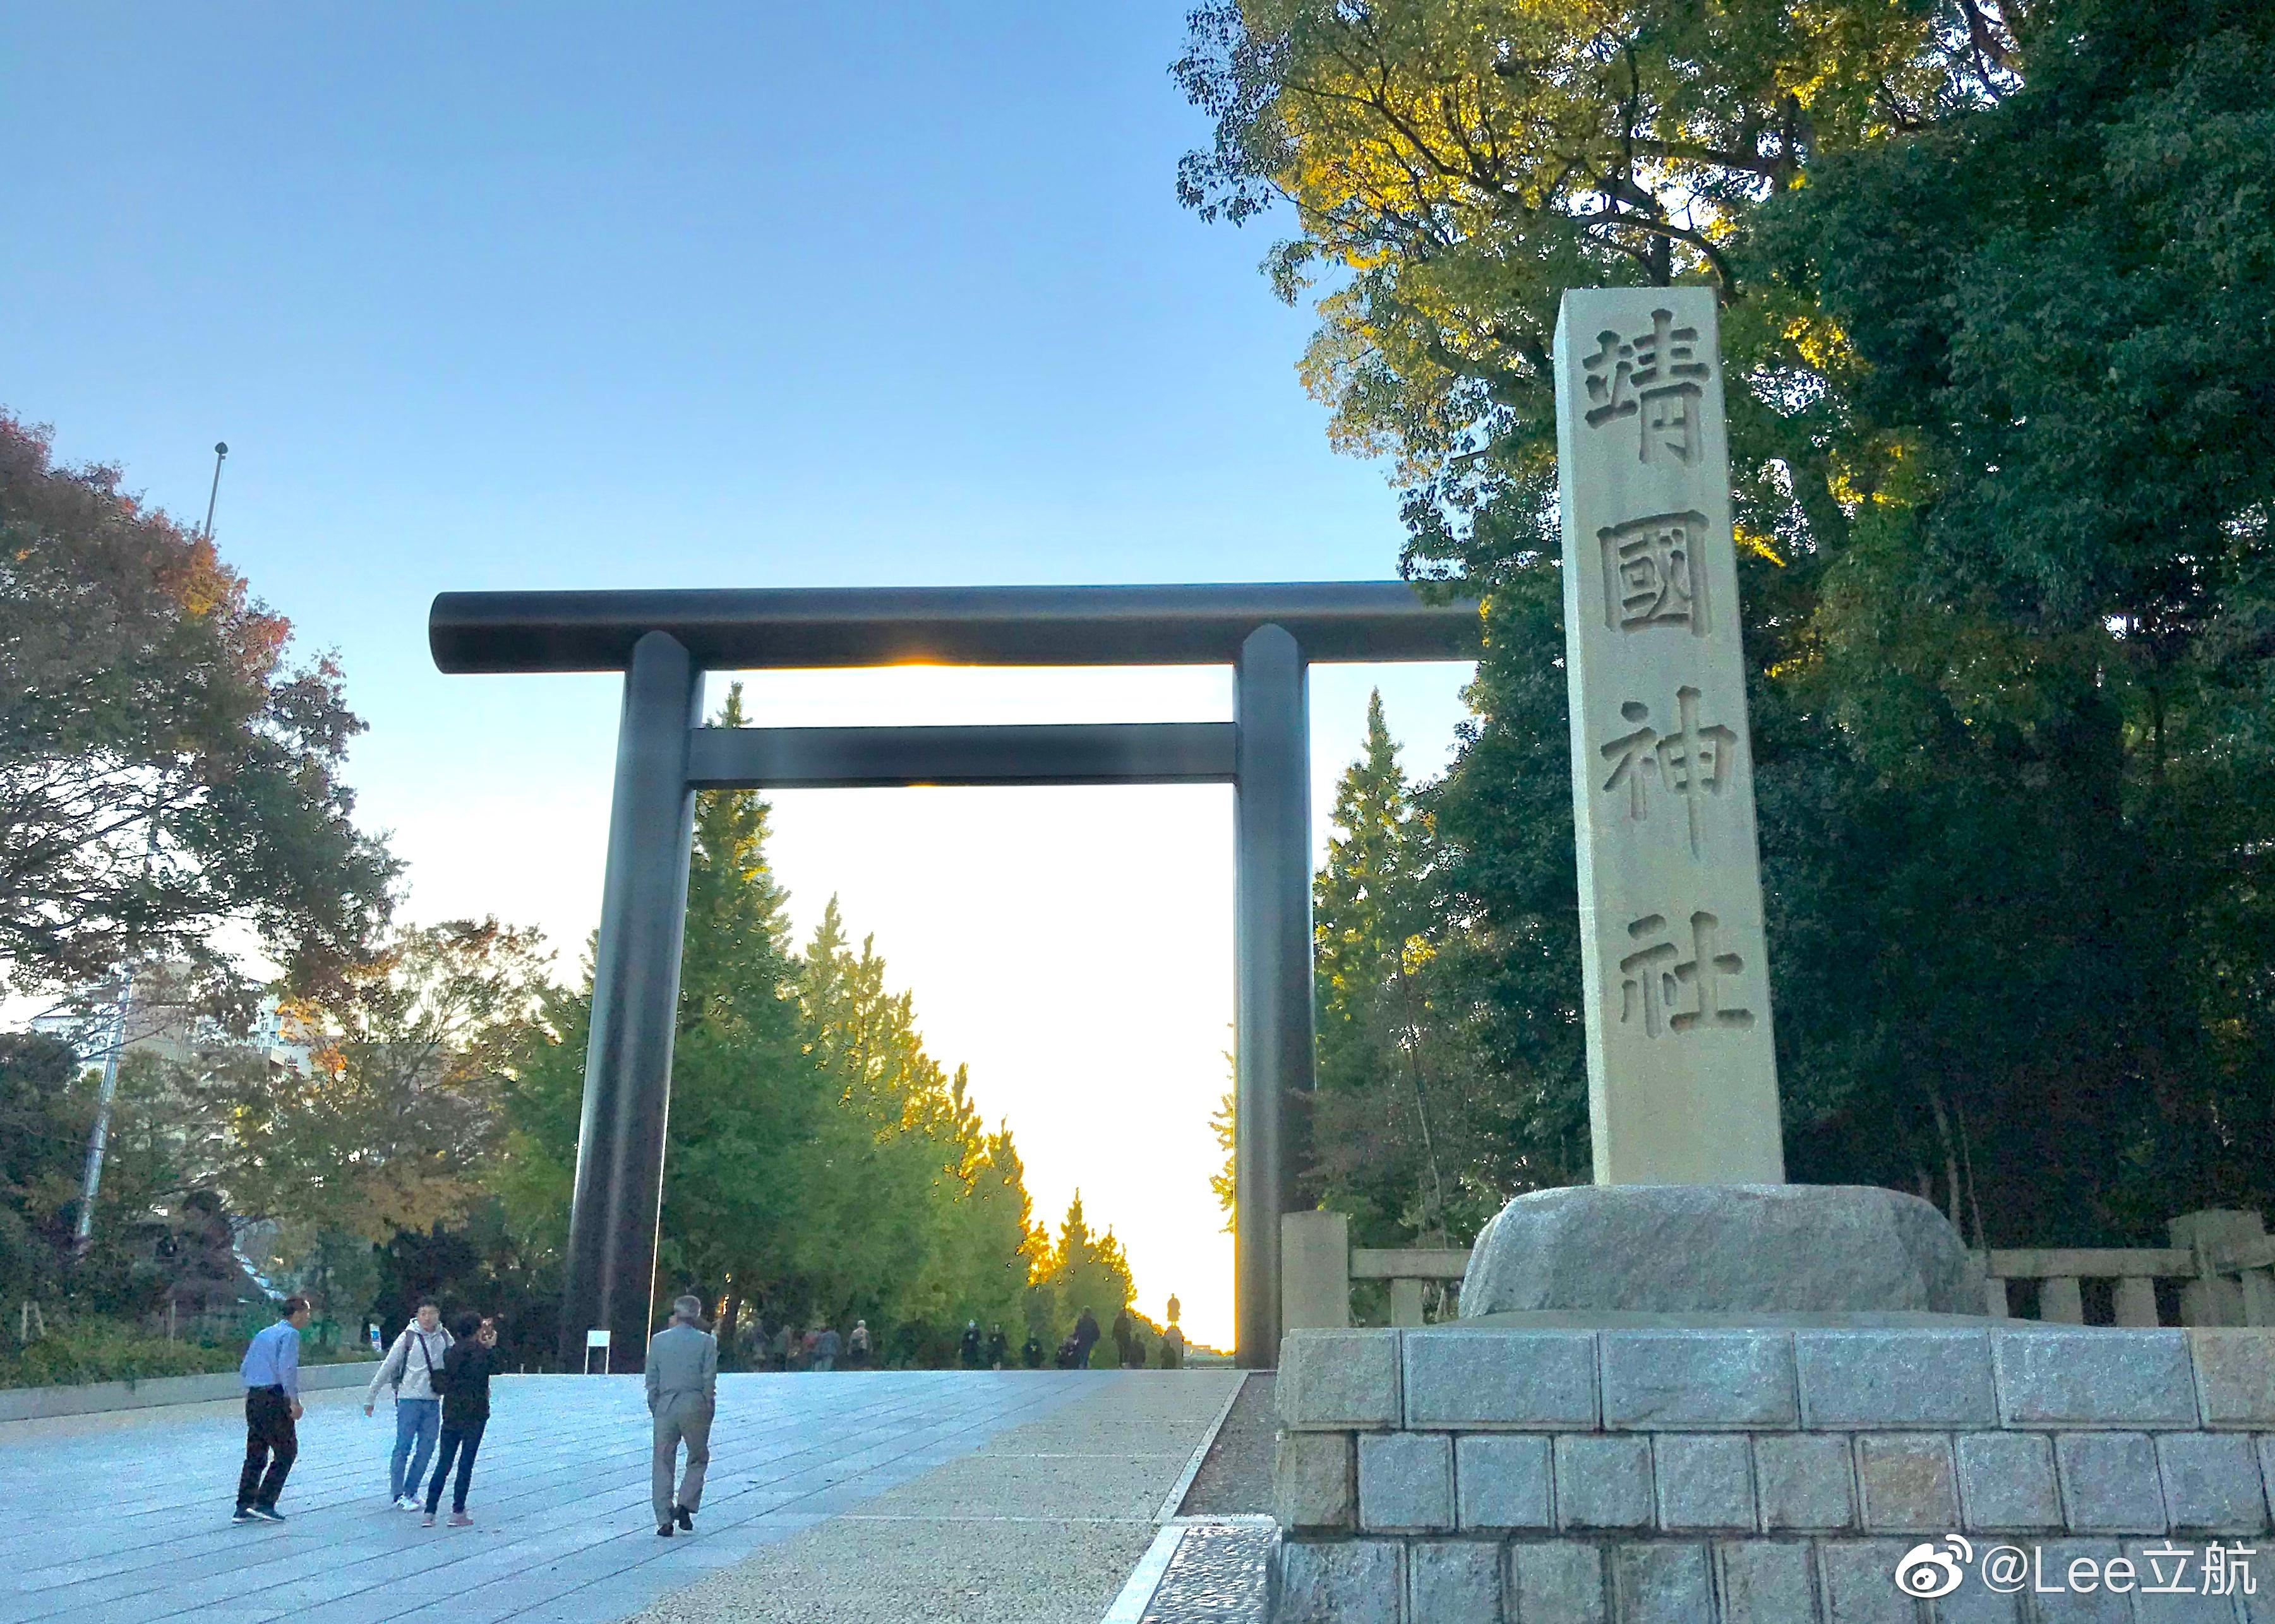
[393, 1495, 419, 1511]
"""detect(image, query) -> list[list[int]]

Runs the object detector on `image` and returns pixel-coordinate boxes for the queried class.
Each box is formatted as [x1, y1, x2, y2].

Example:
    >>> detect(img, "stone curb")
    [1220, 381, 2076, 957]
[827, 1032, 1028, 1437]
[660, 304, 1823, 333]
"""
[0, 1358, 378, 1423]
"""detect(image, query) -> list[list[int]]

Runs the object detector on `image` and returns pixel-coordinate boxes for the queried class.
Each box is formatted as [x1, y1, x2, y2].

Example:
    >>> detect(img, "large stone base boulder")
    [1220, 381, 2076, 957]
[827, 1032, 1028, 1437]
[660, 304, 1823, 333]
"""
[1459, 1183, 1983, 1318]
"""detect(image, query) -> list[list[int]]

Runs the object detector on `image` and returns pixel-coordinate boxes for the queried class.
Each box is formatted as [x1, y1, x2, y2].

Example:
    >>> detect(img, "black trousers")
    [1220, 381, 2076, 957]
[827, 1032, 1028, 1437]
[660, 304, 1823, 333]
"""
[237, 1387, 297, 1510]
[424, 1416, 487, 1514]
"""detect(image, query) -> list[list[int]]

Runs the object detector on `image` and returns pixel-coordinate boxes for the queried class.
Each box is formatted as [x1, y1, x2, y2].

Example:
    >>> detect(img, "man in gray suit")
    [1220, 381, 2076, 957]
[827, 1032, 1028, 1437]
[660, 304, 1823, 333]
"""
[646, 1295, 717, 1536]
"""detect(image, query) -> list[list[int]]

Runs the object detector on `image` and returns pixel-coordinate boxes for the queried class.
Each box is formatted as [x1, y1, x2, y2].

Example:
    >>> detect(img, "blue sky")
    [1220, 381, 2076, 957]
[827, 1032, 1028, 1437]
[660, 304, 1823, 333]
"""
[0, 4, 1475, 1347]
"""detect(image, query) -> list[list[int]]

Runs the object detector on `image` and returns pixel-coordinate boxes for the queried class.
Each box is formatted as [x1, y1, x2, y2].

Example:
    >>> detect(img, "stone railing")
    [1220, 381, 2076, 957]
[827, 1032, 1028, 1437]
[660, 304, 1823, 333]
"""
[1978, 1209, 2275, 1327]
[1283, 1212, 1470, 1332]
[1354, 1248, 1472, 1328]
[1977, 1248, 2193, 1325]
[1283, 1208, 2275, 1334]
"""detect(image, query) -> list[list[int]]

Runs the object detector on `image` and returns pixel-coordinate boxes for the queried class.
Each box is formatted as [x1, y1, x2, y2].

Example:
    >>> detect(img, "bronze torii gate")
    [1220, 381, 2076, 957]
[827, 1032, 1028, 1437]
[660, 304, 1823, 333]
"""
[429, 582, 1480, 1368]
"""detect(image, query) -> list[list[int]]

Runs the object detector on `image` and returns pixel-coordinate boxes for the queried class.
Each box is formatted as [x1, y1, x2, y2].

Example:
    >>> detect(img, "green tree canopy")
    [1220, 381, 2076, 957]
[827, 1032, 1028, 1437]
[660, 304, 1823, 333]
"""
[217, 919, 552, 1243]
[1310, 689, 1494, 1243]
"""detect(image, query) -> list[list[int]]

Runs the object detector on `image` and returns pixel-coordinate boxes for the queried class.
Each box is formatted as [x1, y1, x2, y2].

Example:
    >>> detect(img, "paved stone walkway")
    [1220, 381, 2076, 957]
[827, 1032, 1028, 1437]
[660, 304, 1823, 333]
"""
[633, 1371, 1242, 1624]
[0, 1369, 1238, 1624]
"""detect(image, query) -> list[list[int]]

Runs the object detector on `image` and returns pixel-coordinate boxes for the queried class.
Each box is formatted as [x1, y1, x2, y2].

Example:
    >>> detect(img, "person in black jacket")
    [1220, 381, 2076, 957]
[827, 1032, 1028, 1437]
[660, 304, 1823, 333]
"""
[423, 1315, 499, 1527]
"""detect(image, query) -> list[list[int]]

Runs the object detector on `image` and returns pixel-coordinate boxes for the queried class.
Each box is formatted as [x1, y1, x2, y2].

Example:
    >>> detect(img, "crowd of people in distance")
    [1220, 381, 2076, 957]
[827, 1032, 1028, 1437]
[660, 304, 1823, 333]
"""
[954, 1296, 1189, 1370]
[227, 1287, 1195, 1528]
[717, 1296, 1190, 1373]
[722, 1315, 872, 1371]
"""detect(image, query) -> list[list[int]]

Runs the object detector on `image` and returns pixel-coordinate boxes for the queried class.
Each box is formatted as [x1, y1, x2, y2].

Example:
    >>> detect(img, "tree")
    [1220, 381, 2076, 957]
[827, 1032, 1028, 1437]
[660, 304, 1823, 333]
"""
[0, 1029, 249, 1328]
[217, 919, 552, 1243]
[1734, 0, 2275, 1238]
[0, 414, 395, 1005]
[1210, 1067, 1236, 1236]
[0, 1033, 87, 1306]
[1312, 692, 1440, 1230]
[1310, 692, 1503, 1244]
[945, 1118, 1048, 1351]
[1174, 0, 2027, 585]
[1177, 0, 2275, 1245]
[794, 900, 1047, 1359]
[652, 686, 833, 1348]
[1037, 1190, 1134, 1366]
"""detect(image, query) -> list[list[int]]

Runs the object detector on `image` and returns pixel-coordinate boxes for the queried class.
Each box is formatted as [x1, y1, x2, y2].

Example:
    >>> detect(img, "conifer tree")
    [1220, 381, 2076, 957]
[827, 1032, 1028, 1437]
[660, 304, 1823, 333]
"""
[651, 683, 829, 1347]
[1312, 695, 1452, 1243]
[794, 900, 1049, 1361]
[1038, 1190, 1134, 1367]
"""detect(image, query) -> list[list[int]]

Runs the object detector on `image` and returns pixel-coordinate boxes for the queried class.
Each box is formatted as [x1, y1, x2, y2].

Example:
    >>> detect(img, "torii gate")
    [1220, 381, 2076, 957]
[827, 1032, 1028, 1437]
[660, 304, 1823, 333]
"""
[429, 582, 1480, 1368]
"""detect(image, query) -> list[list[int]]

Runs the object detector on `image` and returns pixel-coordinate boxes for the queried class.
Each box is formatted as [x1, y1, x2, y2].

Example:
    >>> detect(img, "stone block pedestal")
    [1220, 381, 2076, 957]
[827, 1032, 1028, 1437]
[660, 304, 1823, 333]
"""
[1272, 1326, 2275, 1621]
[1460, 1184, 1984, 1319]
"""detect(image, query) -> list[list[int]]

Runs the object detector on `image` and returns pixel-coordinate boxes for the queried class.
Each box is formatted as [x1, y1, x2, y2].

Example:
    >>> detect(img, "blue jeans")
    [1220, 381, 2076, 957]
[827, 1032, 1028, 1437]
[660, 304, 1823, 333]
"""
[390, 1398, 440, 1500]
[424, 1417, 486, 1514]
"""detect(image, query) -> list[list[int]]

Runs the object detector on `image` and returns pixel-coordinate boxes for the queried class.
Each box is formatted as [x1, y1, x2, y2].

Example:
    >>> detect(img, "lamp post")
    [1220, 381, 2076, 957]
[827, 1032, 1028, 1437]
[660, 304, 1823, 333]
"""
[202, 442, 227, 540]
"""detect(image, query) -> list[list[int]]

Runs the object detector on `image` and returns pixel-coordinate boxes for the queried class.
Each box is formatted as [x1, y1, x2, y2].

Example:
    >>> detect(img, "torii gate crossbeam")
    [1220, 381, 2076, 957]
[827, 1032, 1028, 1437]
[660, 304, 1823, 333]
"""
[429, 582, 1480, 1368]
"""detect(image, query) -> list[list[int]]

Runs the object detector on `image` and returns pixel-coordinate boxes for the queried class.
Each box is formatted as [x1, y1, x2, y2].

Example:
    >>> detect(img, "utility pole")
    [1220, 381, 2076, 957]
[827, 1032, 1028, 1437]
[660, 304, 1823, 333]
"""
[76, 811, 160, 1250]
[78, 439, 222, 1250]
[73, 973, 135, 1248]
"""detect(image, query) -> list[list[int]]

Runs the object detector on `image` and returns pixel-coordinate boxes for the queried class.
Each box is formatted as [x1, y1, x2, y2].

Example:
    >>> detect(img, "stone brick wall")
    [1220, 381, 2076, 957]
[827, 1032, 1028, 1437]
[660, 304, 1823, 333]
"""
[1275, 1326, 2275, 1621]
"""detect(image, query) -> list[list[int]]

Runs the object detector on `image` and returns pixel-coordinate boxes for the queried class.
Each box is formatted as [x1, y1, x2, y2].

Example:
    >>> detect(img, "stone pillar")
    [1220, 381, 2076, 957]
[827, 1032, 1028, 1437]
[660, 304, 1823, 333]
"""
[2113, 1275, 2159, 1327]
[1281, 1210, 1351, 1333]
[1388, 1279, 1427, 1328]
[1552, 288, 1784, 1186]
[2171, 1209, 2268, 1328]
[2038, 1275, 2085, 1324]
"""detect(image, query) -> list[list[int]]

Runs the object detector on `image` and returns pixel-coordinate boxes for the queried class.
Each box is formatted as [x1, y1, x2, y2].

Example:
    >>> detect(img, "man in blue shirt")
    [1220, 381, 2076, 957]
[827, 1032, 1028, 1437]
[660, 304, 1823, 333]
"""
[234, 1295, 311, 1523]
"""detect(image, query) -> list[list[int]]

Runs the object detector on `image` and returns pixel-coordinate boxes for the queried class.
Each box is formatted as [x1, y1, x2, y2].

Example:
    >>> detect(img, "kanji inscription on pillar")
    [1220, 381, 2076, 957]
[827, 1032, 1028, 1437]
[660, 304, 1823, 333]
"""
[1556, 287, 1784, 1186]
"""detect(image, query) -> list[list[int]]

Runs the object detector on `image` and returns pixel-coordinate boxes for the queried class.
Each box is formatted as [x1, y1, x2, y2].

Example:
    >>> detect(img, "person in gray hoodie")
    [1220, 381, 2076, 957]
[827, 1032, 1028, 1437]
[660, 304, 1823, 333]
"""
[364, 1301, 453, 1509]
